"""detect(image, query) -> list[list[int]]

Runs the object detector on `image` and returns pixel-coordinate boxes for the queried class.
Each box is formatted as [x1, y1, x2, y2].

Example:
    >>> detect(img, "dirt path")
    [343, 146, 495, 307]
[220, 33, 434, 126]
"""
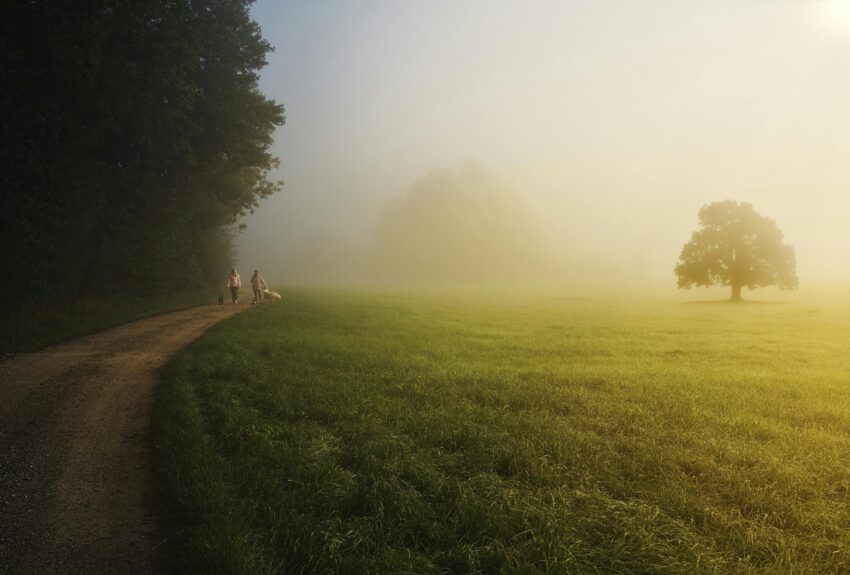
[0, 302, 247, 574]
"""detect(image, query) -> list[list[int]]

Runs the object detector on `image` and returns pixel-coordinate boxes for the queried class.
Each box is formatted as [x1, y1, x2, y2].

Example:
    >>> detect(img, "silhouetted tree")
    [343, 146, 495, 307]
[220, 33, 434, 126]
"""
[675, 201, 798, 301]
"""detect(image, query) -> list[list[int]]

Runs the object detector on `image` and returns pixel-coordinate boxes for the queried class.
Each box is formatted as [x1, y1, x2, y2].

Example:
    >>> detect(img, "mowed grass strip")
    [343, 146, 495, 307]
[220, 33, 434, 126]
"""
[154, 288, 850, 574]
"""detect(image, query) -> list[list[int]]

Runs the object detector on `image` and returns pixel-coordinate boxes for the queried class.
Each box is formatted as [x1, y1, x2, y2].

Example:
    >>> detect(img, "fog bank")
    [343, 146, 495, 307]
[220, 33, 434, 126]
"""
[239, 1, 850, 286]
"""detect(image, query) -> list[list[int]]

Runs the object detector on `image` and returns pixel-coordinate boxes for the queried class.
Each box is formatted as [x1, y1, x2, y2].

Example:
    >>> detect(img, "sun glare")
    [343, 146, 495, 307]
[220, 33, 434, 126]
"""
[817, 0, 850, 34]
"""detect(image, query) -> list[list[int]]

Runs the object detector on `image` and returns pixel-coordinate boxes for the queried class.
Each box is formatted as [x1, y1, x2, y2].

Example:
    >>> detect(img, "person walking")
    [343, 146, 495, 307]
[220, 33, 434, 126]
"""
[227, 268, 241, 304]
[250, 269, 268, 305]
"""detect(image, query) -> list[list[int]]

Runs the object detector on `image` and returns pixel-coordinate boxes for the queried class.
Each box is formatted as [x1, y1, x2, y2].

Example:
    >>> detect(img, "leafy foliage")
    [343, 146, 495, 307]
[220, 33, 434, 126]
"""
[675, 201, 798, 300]
[0, 0, 283, 316]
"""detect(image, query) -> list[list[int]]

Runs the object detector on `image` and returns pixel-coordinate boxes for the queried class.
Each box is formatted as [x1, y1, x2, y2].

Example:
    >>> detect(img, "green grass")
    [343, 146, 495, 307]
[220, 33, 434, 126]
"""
[1, 288, 219, 354]
[154, 287, 850, 574]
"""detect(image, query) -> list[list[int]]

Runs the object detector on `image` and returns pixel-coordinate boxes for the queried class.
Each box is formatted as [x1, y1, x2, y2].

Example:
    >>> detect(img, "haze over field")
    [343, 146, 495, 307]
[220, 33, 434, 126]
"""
[241, 0, 850, 285]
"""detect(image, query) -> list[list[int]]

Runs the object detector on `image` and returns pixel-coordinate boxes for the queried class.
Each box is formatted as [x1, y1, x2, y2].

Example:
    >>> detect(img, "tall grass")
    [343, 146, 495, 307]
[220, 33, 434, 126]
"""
[154, 288, 850, 574]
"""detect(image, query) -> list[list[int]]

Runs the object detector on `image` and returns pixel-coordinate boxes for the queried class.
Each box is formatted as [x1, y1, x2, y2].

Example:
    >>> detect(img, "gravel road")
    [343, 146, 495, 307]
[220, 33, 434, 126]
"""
[0, 302, 246, 574]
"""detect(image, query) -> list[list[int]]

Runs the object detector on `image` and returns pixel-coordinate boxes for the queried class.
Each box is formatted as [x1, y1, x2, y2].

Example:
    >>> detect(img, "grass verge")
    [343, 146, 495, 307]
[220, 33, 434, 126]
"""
[154, 287, 850, 574]
[1, 288, 218, 355]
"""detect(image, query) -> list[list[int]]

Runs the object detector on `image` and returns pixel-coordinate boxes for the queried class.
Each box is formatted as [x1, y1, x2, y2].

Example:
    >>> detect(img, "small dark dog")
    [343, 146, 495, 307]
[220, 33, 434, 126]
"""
[217, 294, 225, 305]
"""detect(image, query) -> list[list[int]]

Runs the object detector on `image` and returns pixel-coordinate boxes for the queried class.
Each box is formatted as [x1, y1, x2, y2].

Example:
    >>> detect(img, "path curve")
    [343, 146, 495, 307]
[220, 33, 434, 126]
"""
[0, 302, 247, 574]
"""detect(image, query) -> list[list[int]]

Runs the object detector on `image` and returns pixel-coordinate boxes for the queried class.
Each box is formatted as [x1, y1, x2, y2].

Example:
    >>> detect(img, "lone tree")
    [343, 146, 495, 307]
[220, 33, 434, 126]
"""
[675, 201, 798, 302]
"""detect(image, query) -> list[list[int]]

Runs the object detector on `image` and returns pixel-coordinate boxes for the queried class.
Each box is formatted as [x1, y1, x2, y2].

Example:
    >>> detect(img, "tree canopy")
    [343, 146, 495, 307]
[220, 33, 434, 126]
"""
[0, 0, 283, 316]
[675, 201, 798, 301]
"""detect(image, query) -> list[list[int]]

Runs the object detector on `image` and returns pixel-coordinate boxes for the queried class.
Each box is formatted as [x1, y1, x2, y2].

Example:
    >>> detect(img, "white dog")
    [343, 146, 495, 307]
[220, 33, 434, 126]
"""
[263, 288, 282, 302]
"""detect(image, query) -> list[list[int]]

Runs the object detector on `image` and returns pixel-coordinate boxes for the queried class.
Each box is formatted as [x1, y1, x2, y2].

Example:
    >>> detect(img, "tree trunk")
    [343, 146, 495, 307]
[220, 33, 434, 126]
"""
[730, 284, 743, 302]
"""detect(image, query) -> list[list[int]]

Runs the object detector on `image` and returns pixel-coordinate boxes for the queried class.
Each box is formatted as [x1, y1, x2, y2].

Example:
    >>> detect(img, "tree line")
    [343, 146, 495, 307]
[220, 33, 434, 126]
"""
[0, 0, 283, 319]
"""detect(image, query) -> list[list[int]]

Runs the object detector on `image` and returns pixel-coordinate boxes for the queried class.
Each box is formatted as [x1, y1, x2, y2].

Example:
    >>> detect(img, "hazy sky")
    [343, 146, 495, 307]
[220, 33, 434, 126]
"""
[240, 0, 850, 283]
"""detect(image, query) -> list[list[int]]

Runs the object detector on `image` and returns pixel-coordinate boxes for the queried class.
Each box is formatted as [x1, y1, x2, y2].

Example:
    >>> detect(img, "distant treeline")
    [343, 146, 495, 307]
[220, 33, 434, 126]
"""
[281, 164, 625, 285]
[0, 1, 283, 317]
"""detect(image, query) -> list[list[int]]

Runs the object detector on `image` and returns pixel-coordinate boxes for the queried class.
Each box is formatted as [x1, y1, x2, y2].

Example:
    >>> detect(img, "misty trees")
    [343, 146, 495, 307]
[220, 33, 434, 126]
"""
[372, 164, 557, 281]
[675, 201, 798, 301]
[0, 0, 283, 314]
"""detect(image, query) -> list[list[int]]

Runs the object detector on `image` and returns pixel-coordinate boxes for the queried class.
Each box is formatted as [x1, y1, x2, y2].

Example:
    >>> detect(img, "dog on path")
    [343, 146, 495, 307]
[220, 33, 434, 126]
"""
[262, 289, 282, 302]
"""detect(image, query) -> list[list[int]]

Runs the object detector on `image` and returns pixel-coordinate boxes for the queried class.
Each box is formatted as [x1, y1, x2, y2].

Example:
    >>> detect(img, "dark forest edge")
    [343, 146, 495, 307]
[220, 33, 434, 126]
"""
[0, 0, 283, 327]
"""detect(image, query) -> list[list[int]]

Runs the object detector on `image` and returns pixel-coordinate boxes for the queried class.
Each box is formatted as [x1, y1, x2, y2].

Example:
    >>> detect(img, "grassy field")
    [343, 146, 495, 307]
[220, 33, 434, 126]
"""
[154, 287, 850, 574]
